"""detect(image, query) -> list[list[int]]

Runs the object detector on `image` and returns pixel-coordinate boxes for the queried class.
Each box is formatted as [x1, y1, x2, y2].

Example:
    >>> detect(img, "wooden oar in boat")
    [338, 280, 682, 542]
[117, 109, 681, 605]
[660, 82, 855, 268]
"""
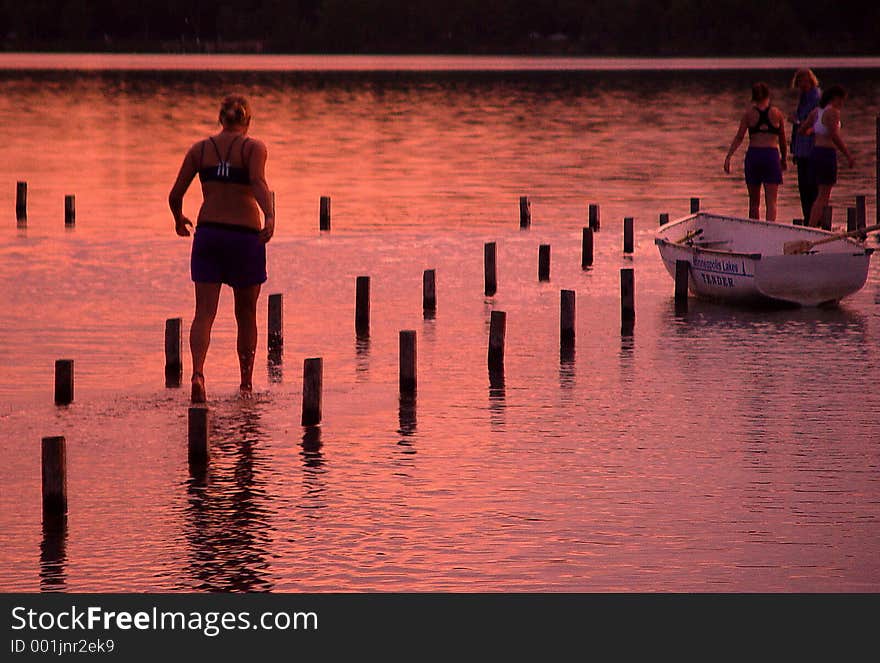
[783, 223, 880, 255]
[675, 228, 703, 244]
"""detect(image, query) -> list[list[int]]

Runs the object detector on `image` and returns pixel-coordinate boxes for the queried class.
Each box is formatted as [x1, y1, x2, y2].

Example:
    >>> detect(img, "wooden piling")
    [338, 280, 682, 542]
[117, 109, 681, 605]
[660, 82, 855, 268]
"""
[187, 407, 210, 464]
[319, 196, 331, 231]
[164, 318, 183, 387]
[268, 293, 283, 352]
[423, 269, 436, 312]
[846, 207, 857, 233]
[620, 269, 635, 333]
[16, 181, 27, 220]
[659, 213, 669, 227]
[560, 290, 575, 350]
[690, 197, 700, 214]
[793, 218, 804, 226]
[64, 195, 75, 226]
[488, 310, 506, 371]
[484, 242, 497, 296]
[538, 244, 550, 281]
[41, 436, 67, 517]
[519, 196, 531, 229]
[674, 260, 689, 313]
[355, 276, 370, 337]
[855, 195, 867, 230]
[581, 227, 593, 268]
[399, 331, 417, 395]
[623, 217, 634, 254]
[54, 360, 73, 406]
[588, 203, 600, 231]
[821, 205, 833, 231]
[301, 358, 323, 426]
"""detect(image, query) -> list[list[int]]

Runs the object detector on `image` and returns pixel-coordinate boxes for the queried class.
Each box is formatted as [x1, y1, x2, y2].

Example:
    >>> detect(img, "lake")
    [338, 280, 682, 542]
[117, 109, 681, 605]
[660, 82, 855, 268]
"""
[1, 55, 879, 591]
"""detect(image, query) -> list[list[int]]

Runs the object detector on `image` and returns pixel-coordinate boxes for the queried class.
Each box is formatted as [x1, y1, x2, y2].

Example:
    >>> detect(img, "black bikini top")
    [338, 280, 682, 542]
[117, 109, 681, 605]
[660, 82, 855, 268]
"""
[749, 106, 782, 137]
[198, 135, 251, 185]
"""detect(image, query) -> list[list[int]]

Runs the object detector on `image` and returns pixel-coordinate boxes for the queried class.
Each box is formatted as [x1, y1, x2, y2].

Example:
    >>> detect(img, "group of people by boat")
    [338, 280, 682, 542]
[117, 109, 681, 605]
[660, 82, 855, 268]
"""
[724, 68, 855, 227]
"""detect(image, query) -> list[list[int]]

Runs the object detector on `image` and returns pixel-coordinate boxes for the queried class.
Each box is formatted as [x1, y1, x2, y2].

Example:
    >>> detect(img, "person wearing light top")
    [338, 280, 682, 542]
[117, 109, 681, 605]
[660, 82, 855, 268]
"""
[789, 68, 821, 219]
[799, 85, 855, 228]
[724, 82, 788, 221]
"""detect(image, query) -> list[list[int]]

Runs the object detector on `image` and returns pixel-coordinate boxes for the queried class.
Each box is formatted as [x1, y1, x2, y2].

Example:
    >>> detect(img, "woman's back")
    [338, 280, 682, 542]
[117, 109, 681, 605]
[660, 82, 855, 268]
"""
[194, 131, 263, 230]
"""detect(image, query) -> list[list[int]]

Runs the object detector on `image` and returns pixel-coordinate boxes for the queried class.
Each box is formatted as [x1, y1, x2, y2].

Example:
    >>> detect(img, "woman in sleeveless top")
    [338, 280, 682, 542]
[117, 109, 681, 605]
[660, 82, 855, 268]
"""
[799, 85, 855, 228]
[724, 82, 788, 221]
[168, 95, 275, 403]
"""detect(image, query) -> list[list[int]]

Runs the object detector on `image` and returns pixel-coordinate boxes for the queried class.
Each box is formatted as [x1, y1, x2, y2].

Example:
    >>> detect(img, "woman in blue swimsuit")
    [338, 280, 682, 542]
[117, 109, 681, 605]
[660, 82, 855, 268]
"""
[724, 82, 788, 221]
[168, 95, 275, 403]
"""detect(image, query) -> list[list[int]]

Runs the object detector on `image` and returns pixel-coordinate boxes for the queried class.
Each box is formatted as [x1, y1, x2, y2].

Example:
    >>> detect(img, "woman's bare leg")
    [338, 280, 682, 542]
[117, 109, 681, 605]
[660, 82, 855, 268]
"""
[808, 185, 833, 227]
[747, 182, 761, 219]
[233, 284, 261, 395]
[190, 282, 221, 403]
[763, 183, 779, 221]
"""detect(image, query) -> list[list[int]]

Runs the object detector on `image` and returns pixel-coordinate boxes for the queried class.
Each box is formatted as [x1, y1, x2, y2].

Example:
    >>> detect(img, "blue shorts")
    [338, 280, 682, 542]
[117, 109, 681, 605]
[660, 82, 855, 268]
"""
[191, 222, 267, 288]
[811, 146, 837, 186]
[744, 147, 783, 186]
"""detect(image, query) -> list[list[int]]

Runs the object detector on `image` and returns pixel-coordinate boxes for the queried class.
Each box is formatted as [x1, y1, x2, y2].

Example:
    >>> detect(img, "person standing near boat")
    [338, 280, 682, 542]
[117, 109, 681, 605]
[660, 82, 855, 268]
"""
[724, 82, 787, 221]
[789, 68, 821, 220]
[799, 85, 856, 229]
[168, 95, 275, 403]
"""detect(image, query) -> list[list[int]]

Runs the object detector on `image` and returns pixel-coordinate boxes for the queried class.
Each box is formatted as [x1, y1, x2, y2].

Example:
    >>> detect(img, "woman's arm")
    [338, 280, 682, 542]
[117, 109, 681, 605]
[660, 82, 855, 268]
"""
[247, 140, 275, 243]
[826, 108, 855, 168]
[168, 145, 198, 236]
[723, 114, 749, 173]
[776, 109, 788, 169]
[798, 109, 817, 136]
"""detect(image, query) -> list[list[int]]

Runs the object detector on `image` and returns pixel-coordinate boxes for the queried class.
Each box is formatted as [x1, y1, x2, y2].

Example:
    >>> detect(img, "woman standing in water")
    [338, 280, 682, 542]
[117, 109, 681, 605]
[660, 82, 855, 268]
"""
[168, 95, 275, 403]
[800, 85, 856, 228]
[789, 68, 821, 220]
[724, 82, 787, 221]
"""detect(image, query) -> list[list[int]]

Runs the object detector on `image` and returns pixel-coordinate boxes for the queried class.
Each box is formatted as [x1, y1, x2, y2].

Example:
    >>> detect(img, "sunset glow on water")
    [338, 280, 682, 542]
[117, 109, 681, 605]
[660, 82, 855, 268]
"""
[1, 57, 879, 591]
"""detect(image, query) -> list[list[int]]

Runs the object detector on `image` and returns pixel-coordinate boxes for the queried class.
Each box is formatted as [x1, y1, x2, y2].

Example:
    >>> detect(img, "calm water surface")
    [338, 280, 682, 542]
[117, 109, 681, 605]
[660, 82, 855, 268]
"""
[1, 57, 879, 591]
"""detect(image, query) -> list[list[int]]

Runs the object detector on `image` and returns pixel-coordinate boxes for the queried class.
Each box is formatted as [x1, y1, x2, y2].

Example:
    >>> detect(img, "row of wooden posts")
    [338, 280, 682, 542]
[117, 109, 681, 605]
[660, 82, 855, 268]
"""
[15, 182, 75, 225]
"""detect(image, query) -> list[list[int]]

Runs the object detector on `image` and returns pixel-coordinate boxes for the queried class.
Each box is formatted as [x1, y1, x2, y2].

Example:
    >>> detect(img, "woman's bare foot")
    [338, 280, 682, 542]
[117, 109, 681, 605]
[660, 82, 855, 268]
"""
[239, 382, 253, 400]
[191, 372, 207, 403]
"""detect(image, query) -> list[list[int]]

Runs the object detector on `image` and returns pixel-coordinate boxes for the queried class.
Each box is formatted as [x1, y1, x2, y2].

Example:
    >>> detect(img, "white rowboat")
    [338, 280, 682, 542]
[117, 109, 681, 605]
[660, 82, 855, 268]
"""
[655, 212, 874, 307]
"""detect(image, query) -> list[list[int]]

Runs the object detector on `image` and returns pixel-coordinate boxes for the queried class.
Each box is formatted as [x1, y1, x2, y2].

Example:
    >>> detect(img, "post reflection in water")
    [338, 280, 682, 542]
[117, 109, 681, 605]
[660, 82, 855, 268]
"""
[39, 515, 68, 592]
[488, 368, 506, 431]
[559, 347, 576, 393]
[300, 426, 327, 517]
[397, 394, 417, 453]
[355, 336, 371, 382]
[182, 403, 273, 592]
[267, 349, 283, 384]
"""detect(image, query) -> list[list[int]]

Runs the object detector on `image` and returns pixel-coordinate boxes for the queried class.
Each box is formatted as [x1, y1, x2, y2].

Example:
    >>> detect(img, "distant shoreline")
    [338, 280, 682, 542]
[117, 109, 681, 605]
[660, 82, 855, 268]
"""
[2, 53, 880, 72]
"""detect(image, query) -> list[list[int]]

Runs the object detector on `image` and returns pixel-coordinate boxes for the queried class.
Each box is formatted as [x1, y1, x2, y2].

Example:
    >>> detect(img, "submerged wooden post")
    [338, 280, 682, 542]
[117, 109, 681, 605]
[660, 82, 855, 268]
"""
[164, 317, 183, 387]
[187, 407, 210, 464]
[538, 244, 550, 281]
[620, 268, 635, 333]
[855, 195, 867, 230]
[355, 276, 370, 337]
[268, 293, 283, 352]
[41, 436, 67, 517]
[674, 260, 689, 314]
[519, 196, 531, 229]
[581, 227, 593, 268]
[319, 196, 331, 231]
[484, 242, 497, 296]
[399, 331, 417, 394]
[690, 197, 700, 214]
[301, 358, 323, 426]
[846, 207, 857, 233]
[659, 213, 669, 227]
[589, 203, 600, 231]
[488, 311, 506, 371]
[16, 181, 27, 220]
[64, 195, 75, 226]
[623, 217, 634, 254]
[821, 205, 833, 231]
[793, 218, 804, 226]
[54, 360, 73, 406]
[560, 290, 575, 350]
[423, 269, 436, 313]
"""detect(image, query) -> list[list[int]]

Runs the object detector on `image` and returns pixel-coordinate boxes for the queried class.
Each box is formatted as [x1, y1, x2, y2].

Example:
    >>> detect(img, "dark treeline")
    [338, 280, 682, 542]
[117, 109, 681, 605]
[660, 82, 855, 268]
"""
[1, 1, 877, 56]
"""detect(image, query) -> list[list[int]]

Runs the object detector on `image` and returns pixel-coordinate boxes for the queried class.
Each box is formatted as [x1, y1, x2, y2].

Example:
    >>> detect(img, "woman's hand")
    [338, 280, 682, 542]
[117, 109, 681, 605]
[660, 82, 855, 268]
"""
[175, 216, 193, 237]
[259, 216, 275, 244]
